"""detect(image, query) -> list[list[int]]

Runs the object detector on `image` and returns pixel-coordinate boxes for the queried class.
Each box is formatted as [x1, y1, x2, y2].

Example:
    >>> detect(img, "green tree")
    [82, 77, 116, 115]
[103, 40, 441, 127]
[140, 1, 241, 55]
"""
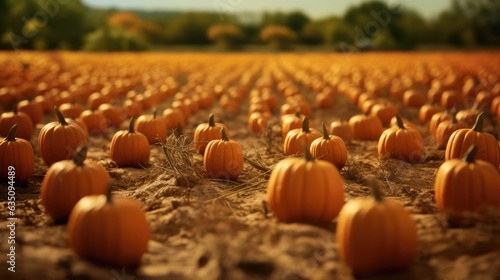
[164, 13, 221, 45]
[83, 26, 148, 52]
[285, 11, 310, 33]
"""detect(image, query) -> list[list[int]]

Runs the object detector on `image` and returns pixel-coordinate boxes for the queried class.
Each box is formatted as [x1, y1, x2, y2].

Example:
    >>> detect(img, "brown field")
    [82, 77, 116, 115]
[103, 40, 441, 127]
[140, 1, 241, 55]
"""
[1, 51, 500, 280]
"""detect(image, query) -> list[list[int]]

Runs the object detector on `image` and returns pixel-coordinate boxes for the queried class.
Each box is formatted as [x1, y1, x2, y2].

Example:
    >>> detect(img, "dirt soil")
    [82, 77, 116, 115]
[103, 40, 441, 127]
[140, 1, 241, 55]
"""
[1, 52, 500, 280]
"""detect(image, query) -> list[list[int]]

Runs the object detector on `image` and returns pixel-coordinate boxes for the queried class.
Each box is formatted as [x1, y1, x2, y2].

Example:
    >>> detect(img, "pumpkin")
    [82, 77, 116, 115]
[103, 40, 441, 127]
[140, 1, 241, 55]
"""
[203, 127, 243, 180]
[134, 110, 168, 145]
[389, 115, 416, 129]
[435, 113, 467, 149]
[40, 145, 110, 223]
[110, 118, 150, 167]
[67, 185, 150, 267]
[402, 89, 426, 108]
[428, 111, 452, 136]
[336, 177, 418, 276]
[124, 99, 143, 118]
[445, 112, 500, 168]
[455, 104, 480, 127]
[348, 114, 383, 141]
[330, 120, 352, 143]
[280, 111, 304, 138]
[440, 90, 463, 109]
[59, 103, 85, 119]
[435, 145, 500, 224]
[315, 92, 334, 109]
[418, 103, 443, 125]
[378, 115, 423, 163]
[194, 114, 230, 154]
[162, 107, 186, 131]
[369, 102, 398, 126]
[98, 103, 126, 127]
[38, 106, 88, 166]
[248, 111, 271, 133]
[0, 124, 34, 183]
[283, 117, 322, 156]
[87, 92, 110, 110]
[266, 144, 345, 224]
[80, 109, 108, 134]
[17, 99, 43, 124]
[66, 118, 89, 138]
[310, 123, 347, 170]
[0, 106, 34, 140]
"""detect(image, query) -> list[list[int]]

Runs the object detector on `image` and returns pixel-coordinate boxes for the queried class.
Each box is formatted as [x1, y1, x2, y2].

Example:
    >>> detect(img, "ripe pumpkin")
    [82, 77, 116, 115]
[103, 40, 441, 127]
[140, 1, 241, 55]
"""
[248, 111, 271, 133]
[435, 145, 500, 224]
[194, 113, 230, 154]
[310, 123, 347, 170]
[67, 185, 150, 267]
[80, 109, 108, 134]
[110, 118, 150, 168]
[428, 111, 452, 136]
[369, 102, 398, 126]
[0, 124, 34, 183]
[348, 114, 383, 141]
[336, 177, 418, 276]
[378, 115, 423, 163]
[162, 107, 186, 131]
[98, 103, 126, 127]
[283, 117, 322, 156]
[0, 106, 34, 140]
[445, 112, 500, 168]
[435, 114, 467, 149]
[402, 89, 426, 108]
[266, 144, 345, 224]
[59, 103, 85, 119]
[330, 120, 352, 143]
[280, 111, 304, 138]
[40, 145, 110, 223]
[203, 127, 243, 180]
[38, 106, 88, 166]
[17, 99, 43, 125]
[134, 110, 168, 145]
[418, 103, 443, 125]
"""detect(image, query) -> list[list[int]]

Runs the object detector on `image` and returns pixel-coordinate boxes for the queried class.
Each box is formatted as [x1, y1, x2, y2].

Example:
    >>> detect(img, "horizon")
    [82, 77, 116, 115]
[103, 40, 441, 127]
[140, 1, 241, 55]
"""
[82, 0, 452, 19]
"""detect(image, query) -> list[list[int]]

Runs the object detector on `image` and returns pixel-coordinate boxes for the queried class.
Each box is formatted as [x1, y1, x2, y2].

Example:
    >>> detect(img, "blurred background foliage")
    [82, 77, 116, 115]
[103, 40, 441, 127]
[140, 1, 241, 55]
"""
[0, 0, 498, 51]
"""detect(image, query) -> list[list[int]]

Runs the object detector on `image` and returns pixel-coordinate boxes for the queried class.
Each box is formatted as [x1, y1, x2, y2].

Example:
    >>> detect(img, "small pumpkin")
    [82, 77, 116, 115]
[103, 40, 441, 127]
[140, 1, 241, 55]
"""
[0, 105, 34, 140]
[110, 118, 150, 167]
[402, 89, 426, 108]
[0, 124, 34, 183]
[435, 113, 467, 149]
[418, 103, 443, 125]
[283, 117, 322, 156]
[194, 113, 230, 154]
[38, 106, 88, 166]
[435, 145, 500, 224]
[17, 99, 43, 125]
[40, 145, 110, 223]
[369, 102, 398, 126]
[248, 111, 271, 133]
[162, 107, 186, 131]
[67, 185, 150, 267]
[330, 120, 352, 143]
[445, 112, 500, 168]
[348, 114, 383, 141]
[310, 123, 347, 170]
[98, 103, 126, 127]
[266, 144, 345, 224]
[80, 109, 108, 134]
[378, 115, 423, 163]
[336, 177, 418, 276]
[315, 92, 334, 109]
[134, 109, 168, 145]
[428, 111, 452, 136]
[203, 127, 243, 180]
[59, 103, 85, 119]
[280, 111, 304, 138]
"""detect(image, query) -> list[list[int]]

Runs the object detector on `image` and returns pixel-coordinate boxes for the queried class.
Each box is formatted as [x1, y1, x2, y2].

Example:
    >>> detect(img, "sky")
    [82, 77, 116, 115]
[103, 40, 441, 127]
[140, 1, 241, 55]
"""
[82, 0, 452, 19]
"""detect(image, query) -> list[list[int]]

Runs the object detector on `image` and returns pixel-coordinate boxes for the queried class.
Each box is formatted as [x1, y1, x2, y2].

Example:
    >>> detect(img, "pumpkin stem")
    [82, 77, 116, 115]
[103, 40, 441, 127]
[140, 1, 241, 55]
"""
[321, 122, 330, 140]
[451, 112, 457, 124]
[221, 127, 229, 141]
[461, 145, 478, 164]
[153, 108, 158, 119]
[302, 117, 310, 133]
[5, 124, 19, 142]
[395, 114, 406, 129]
[54, 106, 68, 125]
[303, 142, 314, 162]
[129, 118, 136, 133]
[471, 112, 485, 132]
[208, 113, 215, 127]
[73, 145, 88, 166]
[294, 110, 301, 118]
[106, 184, 113, 204]
[13, 102, 19, 114]
[366, 175, 384, 202]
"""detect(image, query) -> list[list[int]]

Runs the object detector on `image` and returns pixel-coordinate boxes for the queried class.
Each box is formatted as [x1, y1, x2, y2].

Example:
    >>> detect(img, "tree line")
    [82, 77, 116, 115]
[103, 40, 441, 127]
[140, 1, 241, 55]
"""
[0, 0, 498, 51]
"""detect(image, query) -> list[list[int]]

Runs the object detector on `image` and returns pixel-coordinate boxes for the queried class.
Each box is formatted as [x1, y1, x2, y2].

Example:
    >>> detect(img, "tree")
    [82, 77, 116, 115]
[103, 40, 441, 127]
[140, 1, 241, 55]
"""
[163, 13, 221, 45]
[83, 26, 148, 52]
[260, 25, 297, 50]
[285, 11, 311, 33]
[207, 24, 243, 49]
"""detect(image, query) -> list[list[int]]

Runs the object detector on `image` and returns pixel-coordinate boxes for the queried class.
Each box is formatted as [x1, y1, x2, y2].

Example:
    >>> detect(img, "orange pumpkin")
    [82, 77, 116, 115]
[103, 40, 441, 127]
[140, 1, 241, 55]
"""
[283, 117, 321, 156]
[134, 110, 168, 145]
[98, 103, 126, 127]
[336, 177, 418, 276]
[38, 106, 88, 166]
[194, 114, 230, 154]
[0, 106, 34, 140]
[280, 111, 304, 138]
[80, 109, 108, 134]
[59, 103, 85, 119]
[203, 127, 243, 180]
[369, 102, 398, 126]
[445, 112, 500, 168]
[435, 114, 467, 149]
[266, 144, 345, 224]
[378, 115, 423, 163]
[418, 103, 443, 125]
[110, 118, 150, 167]
[402, 89, 426, 108]
[40, 145, 110, 223]
[162, 107, 186, 131]
[428, 111, 452, 136]
[67, 185, 150, 267]
[315, 92, 334, 109]
[17, 99, 43, 125]
[0, 124, 34, 183]
[348, 114, 383, 141]
[248, 111, 271, 133]
[310, 123, 347, 170]
[435, 145, 500, 224]
[330, 120, 352, 143]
